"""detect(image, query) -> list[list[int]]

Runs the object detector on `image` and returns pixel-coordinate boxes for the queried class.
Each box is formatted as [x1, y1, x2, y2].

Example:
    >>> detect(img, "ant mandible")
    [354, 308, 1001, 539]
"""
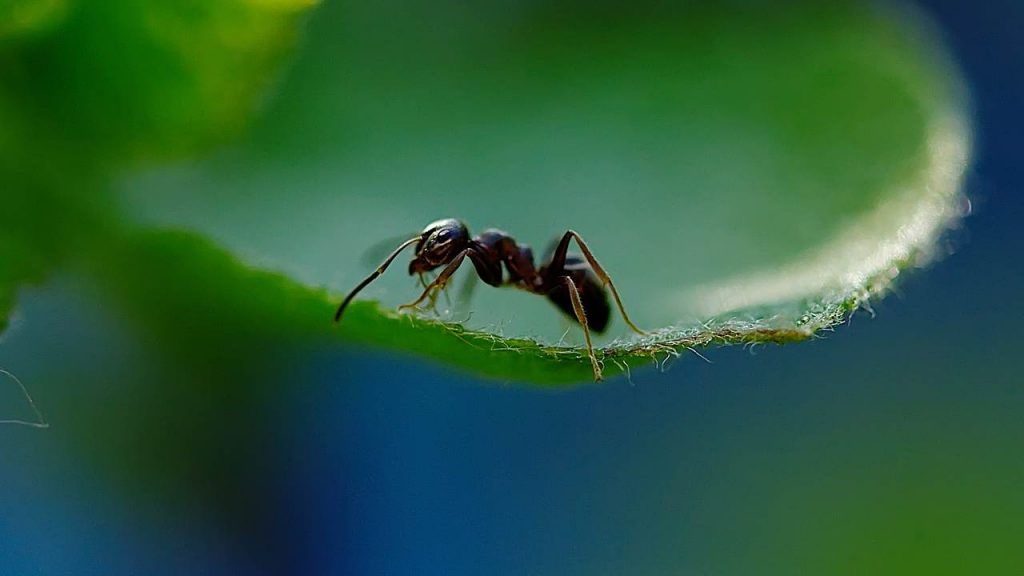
[333, 218, 646, 381]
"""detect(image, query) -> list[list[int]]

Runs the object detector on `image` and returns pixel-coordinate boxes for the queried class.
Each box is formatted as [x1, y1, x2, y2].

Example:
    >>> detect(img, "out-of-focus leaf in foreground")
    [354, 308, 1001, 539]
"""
[0, 0, 317, 329]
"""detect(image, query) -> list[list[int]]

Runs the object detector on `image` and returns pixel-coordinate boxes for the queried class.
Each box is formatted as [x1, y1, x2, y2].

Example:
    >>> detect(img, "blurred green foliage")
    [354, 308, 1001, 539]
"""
[2, 0, 314, 162]
[0, 0, 316, 326]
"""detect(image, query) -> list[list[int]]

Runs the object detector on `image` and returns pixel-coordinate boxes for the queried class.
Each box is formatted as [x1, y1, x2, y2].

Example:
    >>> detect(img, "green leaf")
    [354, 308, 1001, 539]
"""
[0, 0, 319, 329]
[91, 229, 614, 384]
[2, 2, 970, 385]
[1, 0, 318, 166]
[117, 2, 969, 383]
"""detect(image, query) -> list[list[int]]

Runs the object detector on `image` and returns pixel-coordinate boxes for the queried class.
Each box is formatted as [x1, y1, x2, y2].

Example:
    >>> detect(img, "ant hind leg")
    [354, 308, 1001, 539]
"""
[554, 231, 647, 335]
[558, 276, 603, 382]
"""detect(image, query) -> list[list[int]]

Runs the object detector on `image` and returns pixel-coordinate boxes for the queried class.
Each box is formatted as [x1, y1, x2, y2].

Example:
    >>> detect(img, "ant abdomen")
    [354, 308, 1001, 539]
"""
[542, 256, 611, 333]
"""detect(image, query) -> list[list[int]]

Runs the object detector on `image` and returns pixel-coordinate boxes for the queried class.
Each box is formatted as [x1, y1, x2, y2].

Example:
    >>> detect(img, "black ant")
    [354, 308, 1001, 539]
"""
[333, 218, 646, 381]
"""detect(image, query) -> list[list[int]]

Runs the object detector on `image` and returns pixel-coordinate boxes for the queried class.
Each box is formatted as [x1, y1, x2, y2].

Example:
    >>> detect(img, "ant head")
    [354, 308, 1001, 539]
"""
[409, 218, 470, 273]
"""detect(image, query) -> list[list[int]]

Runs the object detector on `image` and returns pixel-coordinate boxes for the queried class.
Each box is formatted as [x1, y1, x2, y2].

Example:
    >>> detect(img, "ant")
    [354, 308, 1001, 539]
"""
[333, 219, 646, 381]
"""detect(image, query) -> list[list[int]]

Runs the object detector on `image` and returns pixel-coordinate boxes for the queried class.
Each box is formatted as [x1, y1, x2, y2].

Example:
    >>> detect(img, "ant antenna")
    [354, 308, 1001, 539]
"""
[334, 236, 422, 322]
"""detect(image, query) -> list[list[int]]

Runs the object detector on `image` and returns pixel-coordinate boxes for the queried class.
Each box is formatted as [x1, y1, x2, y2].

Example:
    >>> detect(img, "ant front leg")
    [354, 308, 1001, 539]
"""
[417, 272, 444, 312]
[399, 250, 469, 313]
[557, 276, 603, 382]
[549, 231, 647, 335]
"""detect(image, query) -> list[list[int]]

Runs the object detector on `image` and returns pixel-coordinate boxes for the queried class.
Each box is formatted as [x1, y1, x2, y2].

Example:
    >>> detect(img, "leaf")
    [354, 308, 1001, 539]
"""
[116, 2, 970, 383]
[1, 0, 318, 166]
[0, 0, 320, 329]
[91, 229, 615, 385]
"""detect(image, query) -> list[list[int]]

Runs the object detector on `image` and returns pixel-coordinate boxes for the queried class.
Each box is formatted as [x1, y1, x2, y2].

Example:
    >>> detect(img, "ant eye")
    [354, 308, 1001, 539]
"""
[436, 230, 450, 241]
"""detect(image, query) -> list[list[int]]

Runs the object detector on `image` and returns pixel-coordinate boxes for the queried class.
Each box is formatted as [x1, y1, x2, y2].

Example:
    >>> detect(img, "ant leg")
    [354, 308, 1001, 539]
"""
[558, 276, 603, 382]
[439, 275, 454, 310]
[418, 272, 444, 312]
[399, 250, 468, 312]
[551, 231, 647, 335]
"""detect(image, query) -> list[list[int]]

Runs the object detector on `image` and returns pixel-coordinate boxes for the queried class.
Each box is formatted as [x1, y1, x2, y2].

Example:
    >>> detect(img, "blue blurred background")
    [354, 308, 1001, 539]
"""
[1, 1, 1022, 574]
